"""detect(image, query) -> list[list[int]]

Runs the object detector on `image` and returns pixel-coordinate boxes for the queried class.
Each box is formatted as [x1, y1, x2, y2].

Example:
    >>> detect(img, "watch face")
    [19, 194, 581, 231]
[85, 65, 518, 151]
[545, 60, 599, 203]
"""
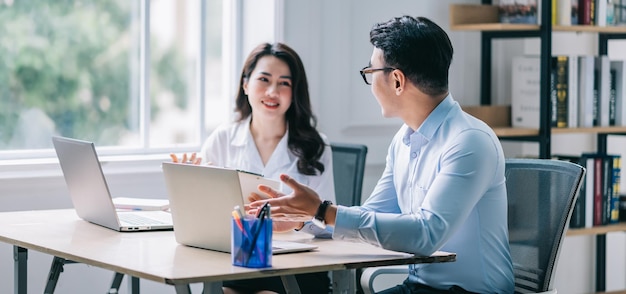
[311, 217, 326, 229]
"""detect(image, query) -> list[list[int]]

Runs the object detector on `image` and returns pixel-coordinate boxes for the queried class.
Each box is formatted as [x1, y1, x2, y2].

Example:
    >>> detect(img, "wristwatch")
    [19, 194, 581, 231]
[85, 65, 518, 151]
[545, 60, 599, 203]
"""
[311, 200, 332, 229]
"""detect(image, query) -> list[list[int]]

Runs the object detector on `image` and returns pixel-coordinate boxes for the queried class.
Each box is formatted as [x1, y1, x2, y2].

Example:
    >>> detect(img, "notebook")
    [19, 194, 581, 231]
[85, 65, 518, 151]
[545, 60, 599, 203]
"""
[52, 136, 174, 232]
[162, 162, 318, 254]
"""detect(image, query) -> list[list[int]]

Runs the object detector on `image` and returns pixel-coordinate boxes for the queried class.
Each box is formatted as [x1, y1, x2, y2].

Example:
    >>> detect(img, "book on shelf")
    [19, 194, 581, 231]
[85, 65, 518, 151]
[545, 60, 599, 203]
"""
[554, 56, 569, 128]
[557, 0, 580, 24]
[610, 155, 621, 223]
[584, 155, 596, 227]
[568, 55, 579, 128]
[616, 0, 626, 25]
[557, 0, 571, 24]
[596, 55, 611, 127]
[580, 153, 621, 227]
[579, 0, 596, 25]
[612, 60, 626, 126]
[572, 0, 580, 24]
[598, 0, 608, 26]
[579, 55, 595, 127]
[496, 0, 539, 24]
[564, 153, 621, 228]
[511, 56, 541, 128]
[609, 67, 617, 125]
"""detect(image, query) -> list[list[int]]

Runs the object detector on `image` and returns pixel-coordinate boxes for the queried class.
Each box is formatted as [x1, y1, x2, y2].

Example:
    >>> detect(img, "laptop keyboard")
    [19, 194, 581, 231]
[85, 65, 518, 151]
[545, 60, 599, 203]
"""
[119, 213, 166, 225]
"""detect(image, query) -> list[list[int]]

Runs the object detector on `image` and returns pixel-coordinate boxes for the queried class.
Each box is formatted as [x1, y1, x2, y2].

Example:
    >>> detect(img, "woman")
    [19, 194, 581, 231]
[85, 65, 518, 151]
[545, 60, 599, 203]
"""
[174, 42, 335, 294]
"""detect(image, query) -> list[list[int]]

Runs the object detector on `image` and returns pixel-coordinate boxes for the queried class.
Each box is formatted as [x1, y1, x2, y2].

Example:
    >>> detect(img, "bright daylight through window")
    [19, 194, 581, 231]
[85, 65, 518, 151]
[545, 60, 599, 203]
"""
[0, 0, 226, 159]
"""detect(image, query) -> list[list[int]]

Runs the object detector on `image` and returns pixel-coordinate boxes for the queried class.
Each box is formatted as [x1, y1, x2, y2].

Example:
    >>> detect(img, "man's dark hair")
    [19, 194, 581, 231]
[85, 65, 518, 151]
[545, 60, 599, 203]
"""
[369, 16, 453, 96]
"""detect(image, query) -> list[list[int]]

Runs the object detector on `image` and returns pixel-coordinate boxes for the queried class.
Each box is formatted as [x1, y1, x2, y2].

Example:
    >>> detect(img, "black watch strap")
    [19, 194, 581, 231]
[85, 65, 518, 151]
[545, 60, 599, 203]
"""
[312, 200, 332, 229]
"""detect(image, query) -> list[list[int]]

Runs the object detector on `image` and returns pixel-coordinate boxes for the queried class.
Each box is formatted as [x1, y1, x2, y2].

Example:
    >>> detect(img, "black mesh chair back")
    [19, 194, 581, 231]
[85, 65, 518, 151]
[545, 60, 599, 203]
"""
[330, 142, 368, 206]
[505, 158, 585, 293]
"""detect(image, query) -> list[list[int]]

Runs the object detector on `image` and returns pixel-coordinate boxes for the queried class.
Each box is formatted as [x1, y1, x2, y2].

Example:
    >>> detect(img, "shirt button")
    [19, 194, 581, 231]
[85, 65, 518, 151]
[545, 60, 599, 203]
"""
[411, 152, 417, 158]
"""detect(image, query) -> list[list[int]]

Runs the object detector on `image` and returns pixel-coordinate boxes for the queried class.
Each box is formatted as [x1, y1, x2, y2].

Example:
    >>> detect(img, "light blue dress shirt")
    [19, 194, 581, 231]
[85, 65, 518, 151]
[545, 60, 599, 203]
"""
[200, 115, 335, 238]
[334, 95, 514, 293]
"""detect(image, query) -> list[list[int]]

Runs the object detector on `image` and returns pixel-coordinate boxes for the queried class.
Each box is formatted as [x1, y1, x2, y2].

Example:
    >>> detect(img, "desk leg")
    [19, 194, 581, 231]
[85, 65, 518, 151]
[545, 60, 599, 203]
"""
[332, 269, 356, 294]
[175, 284, 192, 294]
[128, 276, 140, 294]
[280, 275, 302, 294]
[44, 256, 67, 294]
[202, 282, 223, 294]
[13, 246, 27, 294]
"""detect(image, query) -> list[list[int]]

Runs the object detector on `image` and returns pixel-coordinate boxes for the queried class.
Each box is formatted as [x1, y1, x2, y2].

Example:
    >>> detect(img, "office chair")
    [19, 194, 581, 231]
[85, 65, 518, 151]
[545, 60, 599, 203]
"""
[330, 142, 368, 207]
[360, 158, 585, 294]
[328, 142, 368, 293]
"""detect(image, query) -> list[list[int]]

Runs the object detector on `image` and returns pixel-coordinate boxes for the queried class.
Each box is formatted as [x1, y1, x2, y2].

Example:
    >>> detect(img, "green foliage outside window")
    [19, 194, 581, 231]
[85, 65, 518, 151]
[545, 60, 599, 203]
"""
[0, 0, 186, 149]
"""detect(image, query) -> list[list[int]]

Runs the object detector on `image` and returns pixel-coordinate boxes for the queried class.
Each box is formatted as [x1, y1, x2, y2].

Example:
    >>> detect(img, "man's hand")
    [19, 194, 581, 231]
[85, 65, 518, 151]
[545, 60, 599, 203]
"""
[249, 174, 322, 221]
[245, 189, 305, 232]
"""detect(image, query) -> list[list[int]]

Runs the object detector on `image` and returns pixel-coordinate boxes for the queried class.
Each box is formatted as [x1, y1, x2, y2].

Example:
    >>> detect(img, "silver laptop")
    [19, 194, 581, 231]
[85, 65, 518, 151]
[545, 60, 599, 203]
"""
[52, 136, 173, 232]
[162, 162, 318, 254]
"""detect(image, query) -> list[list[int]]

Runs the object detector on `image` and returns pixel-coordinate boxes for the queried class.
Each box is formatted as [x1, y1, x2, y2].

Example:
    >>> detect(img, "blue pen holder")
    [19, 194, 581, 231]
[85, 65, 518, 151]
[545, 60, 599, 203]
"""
[231, 217, 272, 268]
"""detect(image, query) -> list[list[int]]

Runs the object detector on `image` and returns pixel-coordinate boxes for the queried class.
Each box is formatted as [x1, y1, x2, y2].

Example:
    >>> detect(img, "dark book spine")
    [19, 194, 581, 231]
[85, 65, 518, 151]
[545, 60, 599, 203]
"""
[594, 157, 603, 226]
[611, 156, 621, 223]
[603, 156, 613, 225]
[551, 58, 558, 127]
[579, 0, 592, 24]
[556, 56, 569, 128]
[593, 68, 600, 126]
[609, 69, 617, 126]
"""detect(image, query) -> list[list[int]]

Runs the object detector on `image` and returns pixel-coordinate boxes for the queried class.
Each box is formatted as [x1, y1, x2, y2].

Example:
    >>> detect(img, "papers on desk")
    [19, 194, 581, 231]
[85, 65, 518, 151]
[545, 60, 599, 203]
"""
[112, 197, 170, 211]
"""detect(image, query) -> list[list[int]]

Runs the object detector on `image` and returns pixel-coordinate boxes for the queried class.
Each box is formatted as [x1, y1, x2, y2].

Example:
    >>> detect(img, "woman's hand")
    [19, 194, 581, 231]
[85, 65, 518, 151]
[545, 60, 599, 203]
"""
[169, 152, 202, 165]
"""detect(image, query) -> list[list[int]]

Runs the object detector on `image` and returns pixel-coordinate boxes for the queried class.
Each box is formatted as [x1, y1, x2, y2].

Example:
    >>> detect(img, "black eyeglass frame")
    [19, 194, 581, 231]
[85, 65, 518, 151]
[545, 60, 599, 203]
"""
[359, 66, 397, 85]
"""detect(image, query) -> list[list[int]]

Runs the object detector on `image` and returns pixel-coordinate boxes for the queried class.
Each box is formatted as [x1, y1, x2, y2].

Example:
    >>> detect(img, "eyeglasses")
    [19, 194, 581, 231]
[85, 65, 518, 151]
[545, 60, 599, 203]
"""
[359, 66, 396, 85]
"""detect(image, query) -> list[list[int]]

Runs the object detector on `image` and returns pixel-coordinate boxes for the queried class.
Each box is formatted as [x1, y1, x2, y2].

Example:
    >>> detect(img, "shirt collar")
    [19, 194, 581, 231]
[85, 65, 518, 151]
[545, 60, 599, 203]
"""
[231, 116, 252, 147]
[230, 115, 293, 169]
[401, 93, 455, 145]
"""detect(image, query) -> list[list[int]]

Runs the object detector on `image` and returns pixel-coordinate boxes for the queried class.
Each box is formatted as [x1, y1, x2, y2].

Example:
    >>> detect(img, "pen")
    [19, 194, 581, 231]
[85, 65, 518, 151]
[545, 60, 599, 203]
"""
[233, 206, 250, 264]
[232, 209, 246, 236]
[245, 203, 270, 266]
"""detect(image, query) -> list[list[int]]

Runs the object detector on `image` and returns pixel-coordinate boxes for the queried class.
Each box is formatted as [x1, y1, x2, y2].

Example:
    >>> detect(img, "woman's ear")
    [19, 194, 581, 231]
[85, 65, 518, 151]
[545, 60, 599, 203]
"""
[242, 81, 249, 95]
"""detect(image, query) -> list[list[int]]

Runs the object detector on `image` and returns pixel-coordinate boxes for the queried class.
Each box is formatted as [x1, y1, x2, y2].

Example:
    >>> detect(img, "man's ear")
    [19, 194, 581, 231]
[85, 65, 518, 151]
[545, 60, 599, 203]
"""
[393, 70, 405, 94]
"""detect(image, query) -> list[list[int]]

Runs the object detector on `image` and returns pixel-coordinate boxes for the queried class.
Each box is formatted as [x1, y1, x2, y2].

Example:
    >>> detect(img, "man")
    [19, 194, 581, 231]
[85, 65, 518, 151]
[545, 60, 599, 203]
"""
[252, 15, 514, 294]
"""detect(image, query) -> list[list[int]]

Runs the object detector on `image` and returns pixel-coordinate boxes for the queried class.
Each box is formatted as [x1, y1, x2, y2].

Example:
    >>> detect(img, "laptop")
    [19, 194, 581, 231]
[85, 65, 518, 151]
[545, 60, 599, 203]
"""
[162, 162, 318, 254]
[52, 136, 174, 232]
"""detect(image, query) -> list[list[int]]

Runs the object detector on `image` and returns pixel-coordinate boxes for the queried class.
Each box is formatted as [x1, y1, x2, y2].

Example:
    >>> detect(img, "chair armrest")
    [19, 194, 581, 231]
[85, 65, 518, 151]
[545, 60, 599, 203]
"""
[360, 265, 408, 294]
[361, 267, 551, 294]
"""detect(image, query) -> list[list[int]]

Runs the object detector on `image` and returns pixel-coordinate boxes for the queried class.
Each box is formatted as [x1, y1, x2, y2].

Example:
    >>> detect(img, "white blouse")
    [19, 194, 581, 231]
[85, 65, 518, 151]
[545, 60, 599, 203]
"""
[200, 116, 336, 204]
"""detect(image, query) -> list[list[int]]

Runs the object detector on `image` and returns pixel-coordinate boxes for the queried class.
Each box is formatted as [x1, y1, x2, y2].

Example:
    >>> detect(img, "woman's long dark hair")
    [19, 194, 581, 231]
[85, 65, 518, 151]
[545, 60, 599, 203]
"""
[235, 42, 325, 175]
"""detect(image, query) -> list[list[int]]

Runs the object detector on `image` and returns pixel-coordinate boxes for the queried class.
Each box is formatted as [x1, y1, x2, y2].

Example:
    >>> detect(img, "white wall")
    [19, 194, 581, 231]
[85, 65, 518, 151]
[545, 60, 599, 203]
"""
[1, 0, 625, 293]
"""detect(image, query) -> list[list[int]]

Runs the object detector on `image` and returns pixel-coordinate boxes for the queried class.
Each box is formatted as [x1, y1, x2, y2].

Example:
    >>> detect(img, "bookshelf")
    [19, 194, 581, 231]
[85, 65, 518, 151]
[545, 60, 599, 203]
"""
[450, 1, 626, 293]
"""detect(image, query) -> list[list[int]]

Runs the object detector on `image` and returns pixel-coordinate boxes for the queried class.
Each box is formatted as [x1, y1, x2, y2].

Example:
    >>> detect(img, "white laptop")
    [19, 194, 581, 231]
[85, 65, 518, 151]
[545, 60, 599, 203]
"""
[162, 162, 318, 254]
[52, 136, 173, 232]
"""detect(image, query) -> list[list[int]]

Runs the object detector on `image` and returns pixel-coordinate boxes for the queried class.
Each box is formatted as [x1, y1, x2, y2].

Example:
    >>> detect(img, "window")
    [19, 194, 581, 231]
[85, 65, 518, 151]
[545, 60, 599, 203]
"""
[0, 0, 225, 159]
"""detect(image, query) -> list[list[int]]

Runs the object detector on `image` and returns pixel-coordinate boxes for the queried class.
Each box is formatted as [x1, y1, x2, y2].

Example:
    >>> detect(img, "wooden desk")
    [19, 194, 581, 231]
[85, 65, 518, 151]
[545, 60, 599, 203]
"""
[0, 209, 456, 294]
